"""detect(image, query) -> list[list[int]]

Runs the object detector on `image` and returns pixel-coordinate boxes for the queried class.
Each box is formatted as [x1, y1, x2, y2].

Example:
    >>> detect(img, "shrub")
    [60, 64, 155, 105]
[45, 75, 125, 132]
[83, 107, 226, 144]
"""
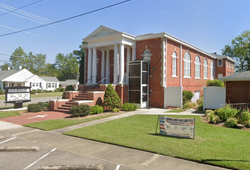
[28, 103, 45, 112]
[43, 103, 50, 109]
[183, 101, 196, 109]
[48, 90, 53, 93]
[122, 103, 137, 111]
[197, 98, 203, 106]
[44, 90, 48, 93]
[209, 112, 215, 123]
[31, 90, 37, 94]
[54, 88, 65, 92]
[90, 105, 104, 115]
[237, 109, 250, 125]
[198, 104, 203, 111]
[205, 110, 213, 117]
[70, 105, 90, 117]
[65, 85, 74, 91]
[36, 89, 42, 93]
[207, 79, 224, 87]
[104, 83, 122, 110]
[183, 91, 194, 104]
[215, 105, 238, 122]
[225, 118, 238, 128]
[0, 89, 4, 95]
[112, 107, 120, 113]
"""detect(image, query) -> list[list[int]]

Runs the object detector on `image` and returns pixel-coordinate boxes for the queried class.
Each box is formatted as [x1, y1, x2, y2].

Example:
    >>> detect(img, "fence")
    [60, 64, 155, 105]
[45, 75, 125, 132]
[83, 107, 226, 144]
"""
[191, 91, 200, 103]
[164, 86, 183, 108]
[221, 103, 250, 110]
[203, 86, 225, 111]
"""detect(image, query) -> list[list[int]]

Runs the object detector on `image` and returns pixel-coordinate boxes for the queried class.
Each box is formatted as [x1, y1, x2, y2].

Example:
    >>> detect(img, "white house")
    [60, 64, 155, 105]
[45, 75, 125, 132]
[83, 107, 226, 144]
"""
[0, 67, 33, 91]
[25, 74, 44, 90]
[40, 77, 59, 91]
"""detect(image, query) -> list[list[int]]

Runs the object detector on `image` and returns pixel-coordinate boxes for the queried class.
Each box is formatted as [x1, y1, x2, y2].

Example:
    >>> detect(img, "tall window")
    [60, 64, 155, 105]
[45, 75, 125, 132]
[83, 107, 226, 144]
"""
[172, 52, 177, 77]
[184, 52, 191, 77]
[195, 56, 201, 78]
[204, 59, 208, 79]
[210, 61, 214, 79]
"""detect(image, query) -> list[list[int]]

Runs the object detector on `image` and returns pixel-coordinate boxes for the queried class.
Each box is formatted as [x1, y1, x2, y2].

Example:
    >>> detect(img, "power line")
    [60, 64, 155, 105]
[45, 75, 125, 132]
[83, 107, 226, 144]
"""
[0, 0, 43, 17]
[0, 0, 131, 38]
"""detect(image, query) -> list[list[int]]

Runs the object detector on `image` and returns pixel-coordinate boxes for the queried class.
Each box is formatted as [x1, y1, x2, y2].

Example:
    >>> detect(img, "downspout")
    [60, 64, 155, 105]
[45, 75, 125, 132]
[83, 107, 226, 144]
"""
[180, 44, 183, 109]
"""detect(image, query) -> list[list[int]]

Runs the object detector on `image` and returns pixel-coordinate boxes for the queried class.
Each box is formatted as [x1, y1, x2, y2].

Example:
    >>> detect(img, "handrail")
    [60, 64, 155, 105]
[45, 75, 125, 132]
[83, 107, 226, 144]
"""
[83, 75, 110, 93]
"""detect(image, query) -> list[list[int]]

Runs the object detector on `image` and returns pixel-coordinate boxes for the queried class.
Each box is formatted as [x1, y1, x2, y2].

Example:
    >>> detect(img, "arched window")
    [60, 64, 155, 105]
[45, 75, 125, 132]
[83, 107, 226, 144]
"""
[143, 49, 151, 61]
[183, 52, 191, 77]
[204, 59, 208, 79]
[172, 52, 177, 77]
[195, 56, 201, 78]
[210, 61, 214, 79]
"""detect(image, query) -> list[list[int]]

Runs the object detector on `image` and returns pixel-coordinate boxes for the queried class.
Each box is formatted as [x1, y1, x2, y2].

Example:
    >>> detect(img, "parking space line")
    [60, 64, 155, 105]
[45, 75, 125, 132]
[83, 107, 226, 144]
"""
[22, 148, 57, 170]
[0, 136, 16, 144]
[115, 165, 120, 170]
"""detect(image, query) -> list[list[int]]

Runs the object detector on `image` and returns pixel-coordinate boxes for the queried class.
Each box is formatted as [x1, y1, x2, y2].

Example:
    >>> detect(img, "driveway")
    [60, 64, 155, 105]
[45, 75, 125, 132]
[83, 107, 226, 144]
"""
[0, 96, 58, 107]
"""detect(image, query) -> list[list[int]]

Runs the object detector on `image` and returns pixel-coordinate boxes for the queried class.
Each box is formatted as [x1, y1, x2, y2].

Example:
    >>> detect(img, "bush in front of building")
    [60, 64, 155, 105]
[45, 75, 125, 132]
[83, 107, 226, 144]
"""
[104, 83, 122, 110]
[237, 109, 250, 125]
[207, 79, 224, 87]
[0, 89, 4, 95]
[122, 103, 137, 111]
[182, 91, 194, 104]
[54, 88, 65, 92]
[90, 105, 104, 115]
[225, 118, 238, 128]
[112, 107, 120, 113]
[215, 105, 238, 122]
[28, 103, 45, 112]
[197, 97, 203, 111]
[70, 105, 90, 117]
[31, 90, 37, 94]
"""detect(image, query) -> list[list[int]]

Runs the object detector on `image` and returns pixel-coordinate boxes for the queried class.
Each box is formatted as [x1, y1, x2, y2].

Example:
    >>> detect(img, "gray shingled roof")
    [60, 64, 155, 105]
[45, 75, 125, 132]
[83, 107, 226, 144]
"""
[210, 53, 236, 63]
[59, 79, 78, 86]
[40, 76, 59, 82]
[219, 70, 250, 81]
[0, 69, 22, 81]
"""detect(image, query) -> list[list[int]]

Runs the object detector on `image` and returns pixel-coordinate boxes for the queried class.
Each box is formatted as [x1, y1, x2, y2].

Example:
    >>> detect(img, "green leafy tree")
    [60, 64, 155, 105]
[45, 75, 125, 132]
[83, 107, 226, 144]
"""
[54, 53, 79, 81]
[42, 63, 58, 77]
[73, 41, 87, 84]
[10, 47, 27, 69]
[222, 30, 250, 72]
[0, 62, 11, 70]
[103, 83, 122, 110]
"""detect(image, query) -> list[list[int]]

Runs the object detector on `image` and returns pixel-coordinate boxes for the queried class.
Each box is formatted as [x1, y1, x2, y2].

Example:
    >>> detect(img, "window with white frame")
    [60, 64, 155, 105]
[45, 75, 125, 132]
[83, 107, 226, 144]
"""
[210, 61, 214, 79]
[47, 83, 51, 88]
[52, 83, 55, 88]
[183, 52, 191, 77]
[204, 59, 208, 79]
[172, 52, 177, 77]
[195, 56, 201, 78]
[218, 59, 223, 66]
[32, 83, 35, 86]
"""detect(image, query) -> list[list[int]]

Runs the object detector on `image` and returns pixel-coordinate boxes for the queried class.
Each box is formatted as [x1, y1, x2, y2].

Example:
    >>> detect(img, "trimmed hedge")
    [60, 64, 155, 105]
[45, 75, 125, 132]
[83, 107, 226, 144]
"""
[28, 103, 45, 112]
[122, 103, 137, 111]
[70, 105, 90, 117]
[90, 105, 104, 115]
[207, 79, 224, 87]
[183, 91, 194, 104]
[0, 89, 4, 95]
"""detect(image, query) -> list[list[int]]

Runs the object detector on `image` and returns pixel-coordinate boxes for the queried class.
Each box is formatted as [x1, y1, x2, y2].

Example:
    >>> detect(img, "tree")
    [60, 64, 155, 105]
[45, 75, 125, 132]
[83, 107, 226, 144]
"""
[103, 83, 122, 110]
[54, 53, 79, 81]
[222, 30, 250, 72]
[73, 41, 87, 84]
[0, 62, 11, 70]
[9, 47, 27, 69]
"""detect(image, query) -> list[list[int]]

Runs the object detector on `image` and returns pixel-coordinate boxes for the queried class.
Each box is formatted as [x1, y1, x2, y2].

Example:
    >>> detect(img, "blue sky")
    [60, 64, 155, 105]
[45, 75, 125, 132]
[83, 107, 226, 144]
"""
[0, 0, 249, 66]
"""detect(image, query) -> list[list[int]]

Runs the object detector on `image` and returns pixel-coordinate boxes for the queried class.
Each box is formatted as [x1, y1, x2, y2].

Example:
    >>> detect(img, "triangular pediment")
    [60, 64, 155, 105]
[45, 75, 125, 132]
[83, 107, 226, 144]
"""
[86, 25, 121, 39]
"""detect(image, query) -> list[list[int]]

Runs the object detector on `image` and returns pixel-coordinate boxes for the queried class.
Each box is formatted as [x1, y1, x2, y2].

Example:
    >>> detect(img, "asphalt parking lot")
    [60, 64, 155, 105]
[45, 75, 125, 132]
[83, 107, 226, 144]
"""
[0, 132, 132, 170]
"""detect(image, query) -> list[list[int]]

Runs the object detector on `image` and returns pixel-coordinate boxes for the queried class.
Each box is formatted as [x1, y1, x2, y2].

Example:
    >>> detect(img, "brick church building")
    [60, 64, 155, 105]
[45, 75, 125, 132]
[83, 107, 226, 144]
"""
[79, 25, 235, 108]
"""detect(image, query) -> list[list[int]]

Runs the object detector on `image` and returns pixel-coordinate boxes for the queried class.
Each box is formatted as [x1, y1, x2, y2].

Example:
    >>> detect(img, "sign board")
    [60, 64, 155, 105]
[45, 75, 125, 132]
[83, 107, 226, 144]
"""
[5, 86, 31, 103]
[158, 116, 195, 139]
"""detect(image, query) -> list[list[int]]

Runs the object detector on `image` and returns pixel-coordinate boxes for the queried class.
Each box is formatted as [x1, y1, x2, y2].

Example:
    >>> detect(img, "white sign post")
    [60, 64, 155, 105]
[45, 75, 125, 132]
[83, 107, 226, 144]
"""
[157, 116, 195, 139]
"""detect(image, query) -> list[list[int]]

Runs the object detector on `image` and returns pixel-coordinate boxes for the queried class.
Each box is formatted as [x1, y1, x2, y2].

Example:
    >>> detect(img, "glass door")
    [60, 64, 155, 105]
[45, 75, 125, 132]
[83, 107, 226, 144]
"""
[141, 62, 149, 107]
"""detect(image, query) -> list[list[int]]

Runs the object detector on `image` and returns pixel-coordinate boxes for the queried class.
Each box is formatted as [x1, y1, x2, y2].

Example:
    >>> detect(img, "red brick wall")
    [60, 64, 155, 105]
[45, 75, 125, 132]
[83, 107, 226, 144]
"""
[225, 81, 250, 103]
[216, 58, 226, 78]
[136, 38, 164, 108]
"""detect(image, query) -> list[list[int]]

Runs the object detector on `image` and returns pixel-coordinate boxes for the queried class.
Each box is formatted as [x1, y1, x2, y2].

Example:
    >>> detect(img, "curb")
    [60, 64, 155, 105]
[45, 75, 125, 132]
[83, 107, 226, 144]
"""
[38, 165, 103, 170]
[0, 146, 40, 152]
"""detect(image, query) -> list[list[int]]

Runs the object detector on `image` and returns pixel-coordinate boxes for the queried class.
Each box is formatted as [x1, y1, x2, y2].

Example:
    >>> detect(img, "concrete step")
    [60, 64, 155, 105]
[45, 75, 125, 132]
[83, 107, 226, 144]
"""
[58, 106, 71, 111]
[65, 102, 73, 105]
[61, 104, 72, 108]
[73, 97, 88, 100]
[55, 109, 70, 113]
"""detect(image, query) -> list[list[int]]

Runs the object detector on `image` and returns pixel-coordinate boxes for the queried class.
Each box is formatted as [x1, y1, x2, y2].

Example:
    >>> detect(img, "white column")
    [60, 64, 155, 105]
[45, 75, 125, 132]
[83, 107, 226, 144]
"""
[101, 50, 105, 83]
[126, 47, 131, 84]
[92, 47, 97, 84]
[106, 50, 110, 84]
[119, 43, 124, 84]
[132, 46, 136, 61]
[87, 48, 92, 84]
[113, 44, 118, 84]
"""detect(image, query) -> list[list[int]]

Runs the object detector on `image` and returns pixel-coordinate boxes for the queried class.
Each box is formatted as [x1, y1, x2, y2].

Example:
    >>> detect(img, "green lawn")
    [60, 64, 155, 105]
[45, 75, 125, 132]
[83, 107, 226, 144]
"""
[165, 109, 186, 113]
[0, 92, 63, 100]
[65, 115, 250, 170]
[24, 115, 113, 131]
[0, 111, 21, 118]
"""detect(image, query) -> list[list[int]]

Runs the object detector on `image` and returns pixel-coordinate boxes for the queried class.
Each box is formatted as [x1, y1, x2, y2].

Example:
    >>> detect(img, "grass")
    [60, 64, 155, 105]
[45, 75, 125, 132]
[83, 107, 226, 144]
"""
[165, 109, 186, 113]
[0, 105, 28, 110]
[0, 92, 63, 100]
[24, 115, 113, 131]
[65, 115, 250, 170]
[0, 111, 21, 118]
